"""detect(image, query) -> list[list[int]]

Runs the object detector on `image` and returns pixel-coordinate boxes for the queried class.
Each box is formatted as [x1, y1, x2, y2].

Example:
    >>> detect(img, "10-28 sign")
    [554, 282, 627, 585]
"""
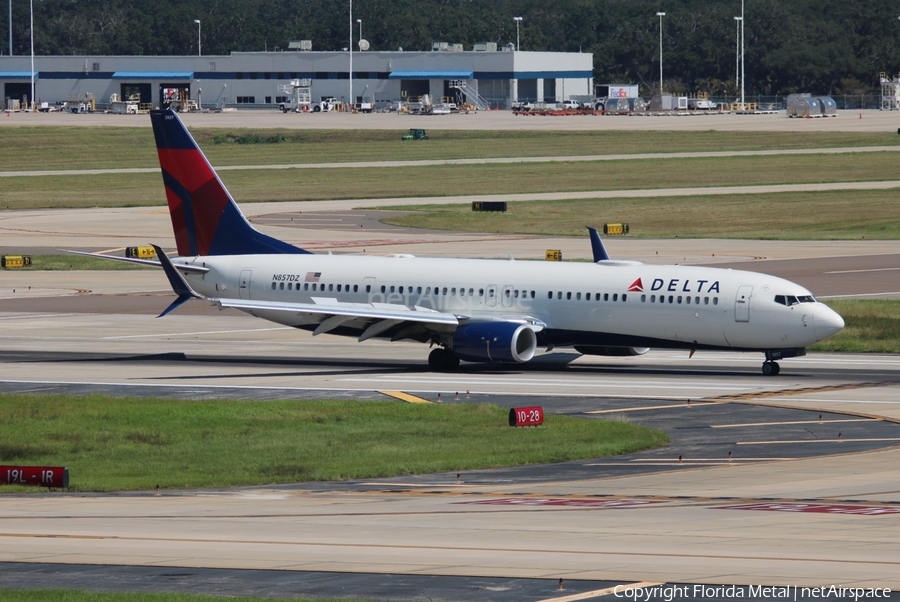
[508, 407, 544, 427]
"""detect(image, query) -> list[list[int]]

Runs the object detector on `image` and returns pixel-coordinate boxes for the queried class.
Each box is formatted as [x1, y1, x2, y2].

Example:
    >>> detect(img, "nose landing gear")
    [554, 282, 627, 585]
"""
[762, 361, 780, 376]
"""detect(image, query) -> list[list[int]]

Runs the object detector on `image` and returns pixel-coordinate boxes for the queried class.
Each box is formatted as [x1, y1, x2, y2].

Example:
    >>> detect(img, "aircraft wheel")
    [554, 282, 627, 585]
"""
[428, 348, 459, 371]
[762, 361, 780, 376]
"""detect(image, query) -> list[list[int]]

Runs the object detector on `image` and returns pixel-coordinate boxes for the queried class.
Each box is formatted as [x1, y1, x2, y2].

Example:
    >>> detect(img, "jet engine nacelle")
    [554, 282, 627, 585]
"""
[452, 322, 538, 363]
[574, 345, 650, 357]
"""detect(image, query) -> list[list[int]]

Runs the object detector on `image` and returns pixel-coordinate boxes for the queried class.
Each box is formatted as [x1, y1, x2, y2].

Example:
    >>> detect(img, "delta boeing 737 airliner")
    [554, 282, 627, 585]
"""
[78, 109, 844, 375]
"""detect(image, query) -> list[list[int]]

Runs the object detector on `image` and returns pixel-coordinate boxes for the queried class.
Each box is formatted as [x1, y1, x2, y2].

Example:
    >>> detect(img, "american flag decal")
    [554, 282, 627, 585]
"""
[305, 271, 321, 282]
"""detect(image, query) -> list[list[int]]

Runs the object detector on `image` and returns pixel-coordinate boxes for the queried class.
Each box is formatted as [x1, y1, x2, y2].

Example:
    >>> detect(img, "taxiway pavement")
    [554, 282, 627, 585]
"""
[5, 107, 900, 132]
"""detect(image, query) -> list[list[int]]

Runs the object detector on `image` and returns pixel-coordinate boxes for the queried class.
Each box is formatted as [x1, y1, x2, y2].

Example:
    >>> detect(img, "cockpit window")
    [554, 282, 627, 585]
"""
[775, 294, 816, 306]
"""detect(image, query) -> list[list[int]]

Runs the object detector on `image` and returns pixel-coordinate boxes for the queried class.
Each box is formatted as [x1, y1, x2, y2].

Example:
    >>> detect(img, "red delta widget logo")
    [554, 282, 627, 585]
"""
[628, 277, 720, 294]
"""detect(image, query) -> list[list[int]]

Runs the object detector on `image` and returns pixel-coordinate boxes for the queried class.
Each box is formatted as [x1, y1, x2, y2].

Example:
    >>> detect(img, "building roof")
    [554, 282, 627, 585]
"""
[0, 71, 38, 79]
[388, 71, 473, 80]
[112, 71, 194, 80]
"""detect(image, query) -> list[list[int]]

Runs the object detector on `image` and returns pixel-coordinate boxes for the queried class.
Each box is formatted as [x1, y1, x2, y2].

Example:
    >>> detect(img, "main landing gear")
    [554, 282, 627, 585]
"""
[428, 348, 460, 371]
[762, 361, 780, 376]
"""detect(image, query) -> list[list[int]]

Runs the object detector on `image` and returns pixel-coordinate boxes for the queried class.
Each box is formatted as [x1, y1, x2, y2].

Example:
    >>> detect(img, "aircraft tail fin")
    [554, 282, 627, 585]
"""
[149, 109, 310, 257]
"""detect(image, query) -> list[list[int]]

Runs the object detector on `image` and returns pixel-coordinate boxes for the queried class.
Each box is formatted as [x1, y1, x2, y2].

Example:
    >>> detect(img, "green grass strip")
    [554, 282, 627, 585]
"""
[379, 188, 900, 240]
[2, 127, 899, 171]
[0, 395, 667, 492]
[2, 151, 900, 212]
[810, 300, 900, 353]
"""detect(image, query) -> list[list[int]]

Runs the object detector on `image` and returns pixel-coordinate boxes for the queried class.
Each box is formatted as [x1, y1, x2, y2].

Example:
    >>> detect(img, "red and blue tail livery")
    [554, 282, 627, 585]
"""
[149, 109, 309, 257]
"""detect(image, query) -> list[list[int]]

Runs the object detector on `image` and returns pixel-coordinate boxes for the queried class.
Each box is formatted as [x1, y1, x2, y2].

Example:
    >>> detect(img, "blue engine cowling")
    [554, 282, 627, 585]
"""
[452, 322, 538, 363]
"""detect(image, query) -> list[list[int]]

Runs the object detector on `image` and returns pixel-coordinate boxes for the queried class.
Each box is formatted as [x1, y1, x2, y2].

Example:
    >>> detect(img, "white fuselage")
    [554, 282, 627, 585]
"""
[177, 253, 844, 352]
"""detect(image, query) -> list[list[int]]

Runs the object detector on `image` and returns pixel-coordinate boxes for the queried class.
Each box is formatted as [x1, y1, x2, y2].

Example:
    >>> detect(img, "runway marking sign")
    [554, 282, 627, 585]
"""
[457, 498, 661, 508]
[714, 502, 900, 516]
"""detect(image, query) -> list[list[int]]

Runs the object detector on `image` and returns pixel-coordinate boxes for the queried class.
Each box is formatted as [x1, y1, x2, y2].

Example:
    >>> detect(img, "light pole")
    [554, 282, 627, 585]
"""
[8, 0, 12, 56]
[29, 0, 34, 109]
[348, 0, 353, 108]
[513, 16, 522, 51]
[356, 18, 362, 44]
[734, 16, 741, 98]
[656, 12, 665, 95]
[740, 0, 745, 109]
[194, 19, 201, 56]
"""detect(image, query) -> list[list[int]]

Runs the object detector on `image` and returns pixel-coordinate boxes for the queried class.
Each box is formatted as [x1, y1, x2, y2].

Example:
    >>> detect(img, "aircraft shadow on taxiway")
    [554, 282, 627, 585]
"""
[0, 349, 826, 380]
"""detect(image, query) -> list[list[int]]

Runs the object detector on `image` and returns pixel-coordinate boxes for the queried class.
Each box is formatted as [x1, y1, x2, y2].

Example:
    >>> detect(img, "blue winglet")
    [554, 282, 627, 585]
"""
[586, 227, 610, 262]
[152, 244, 203, 317]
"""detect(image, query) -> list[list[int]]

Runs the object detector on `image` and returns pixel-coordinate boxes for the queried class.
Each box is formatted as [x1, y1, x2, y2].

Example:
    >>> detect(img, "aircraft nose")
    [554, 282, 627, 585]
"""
[813, 304, 844, 341]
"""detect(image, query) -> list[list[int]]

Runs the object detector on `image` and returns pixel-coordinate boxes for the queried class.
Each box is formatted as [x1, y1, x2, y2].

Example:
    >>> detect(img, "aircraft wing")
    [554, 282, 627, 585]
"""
[216, 297, 459, 334]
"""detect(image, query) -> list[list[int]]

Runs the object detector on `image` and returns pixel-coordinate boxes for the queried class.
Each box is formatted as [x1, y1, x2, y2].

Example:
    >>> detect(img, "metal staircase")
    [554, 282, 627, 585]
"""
[448, 80, 490, 110]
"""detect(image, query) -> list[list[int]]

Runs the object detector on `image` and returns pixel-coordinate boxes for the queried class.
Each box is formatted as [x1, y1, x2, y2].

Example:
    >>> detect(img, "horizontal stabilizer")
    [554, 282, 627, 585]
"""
[152, 244, 206, 317]
[64, 249, 209, 273]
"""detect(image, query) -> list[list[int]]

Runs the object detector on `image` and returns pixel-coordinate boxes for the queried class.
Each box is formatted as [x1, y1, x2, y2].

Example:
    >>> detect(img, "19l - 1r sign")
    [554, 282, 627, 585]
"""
[1, 466, 69, 488]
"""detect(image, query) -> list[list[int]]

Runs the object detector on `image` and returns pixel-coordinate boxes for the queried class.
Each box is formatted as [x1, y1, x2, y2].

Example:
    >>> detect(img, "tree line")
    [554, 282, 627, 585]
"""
[2, 0, 898, 96]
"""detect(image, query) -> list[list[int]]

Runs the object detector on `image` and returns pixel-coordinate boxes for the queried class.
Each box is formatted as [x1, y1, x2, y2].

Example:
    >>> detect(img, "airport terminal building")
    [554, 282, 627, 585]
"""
[0, 48, 593, 111]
